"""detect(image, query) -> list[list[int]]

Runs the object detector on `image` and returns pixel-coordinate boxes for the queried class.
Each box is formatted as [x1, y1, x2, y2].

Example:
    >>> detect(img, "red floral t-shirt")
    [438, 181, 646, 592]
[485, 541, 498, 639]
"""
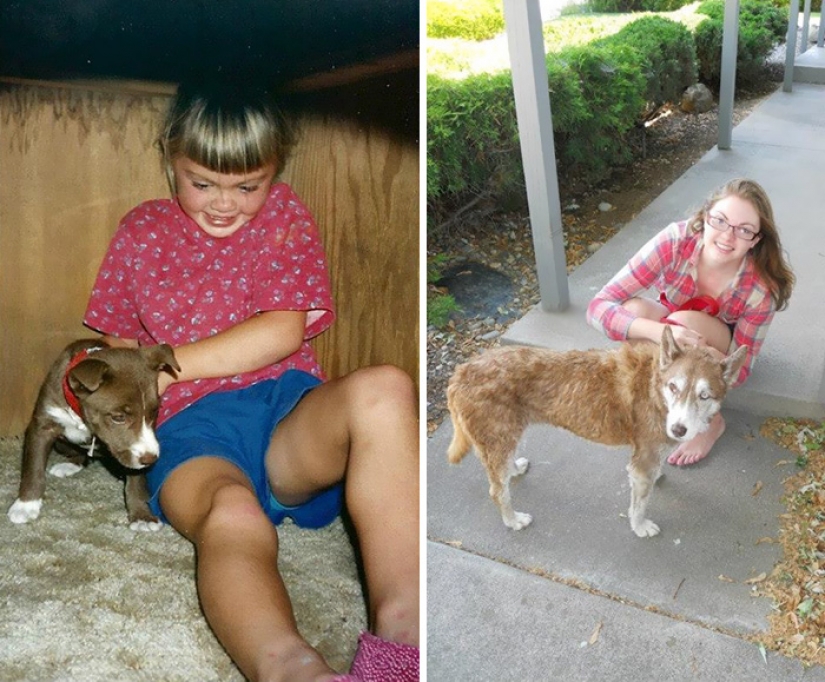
[84, 182, 335, 424]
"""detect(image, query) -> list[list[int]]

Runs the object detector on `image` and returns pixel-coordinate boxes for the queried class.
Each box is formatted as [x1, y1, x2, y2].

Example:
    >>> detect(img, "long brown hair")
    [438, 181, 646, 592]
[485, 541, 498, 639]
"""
[687, 178, 794, 311]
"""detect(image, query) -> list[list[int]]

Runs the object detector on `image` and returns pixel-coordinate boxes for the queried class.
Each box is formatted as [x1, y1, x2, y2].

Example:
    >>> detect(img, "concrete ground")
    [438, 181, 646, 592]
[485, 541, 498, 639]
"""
[427, 82, 825, 680]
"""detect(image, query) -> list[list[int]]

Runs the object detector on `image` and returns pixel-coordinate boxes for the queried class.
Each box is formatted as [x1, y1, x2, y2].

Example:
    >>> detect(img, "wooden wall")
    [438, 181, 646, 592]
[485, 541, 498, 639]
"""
[0, 80, 419, 436]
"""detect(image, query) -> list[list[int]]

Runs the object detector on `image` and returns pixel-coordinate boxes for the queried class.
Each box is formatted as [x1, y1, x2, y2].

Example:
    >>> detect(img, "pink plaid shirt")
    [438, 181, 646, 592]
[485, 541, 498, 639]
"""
[84, 182, 335, 424]
[586, 221, 775, 387]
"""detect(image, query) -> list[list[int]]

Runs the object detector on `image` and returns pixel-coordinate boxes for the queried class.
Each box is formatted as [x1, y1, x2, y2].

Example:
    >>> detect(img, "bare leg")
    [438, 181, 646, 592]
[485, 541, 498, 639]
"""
[159, 458, 340, 682]
[266, 365, 420, 646]
[667, 412, 726, 466]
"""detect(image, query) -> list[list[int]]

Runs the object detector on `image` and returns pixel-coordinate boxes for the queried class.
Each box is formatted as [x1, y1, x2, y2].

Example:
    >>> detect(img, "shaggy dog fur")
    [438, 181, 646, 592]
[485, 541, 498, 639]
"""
[446, 327, 747, 536]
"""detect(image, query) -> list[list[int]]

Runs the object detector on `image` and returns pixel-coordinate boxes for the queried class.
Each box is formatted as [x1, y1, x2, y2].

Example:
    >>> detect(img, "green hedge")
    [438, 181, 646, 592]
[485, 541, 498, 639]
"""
[427, 0, 505, 41]
[588, 0, 695, 12]
[598, 16, 697, 111]
[427, 15, 694, 217]
[694, 0, 786, 84]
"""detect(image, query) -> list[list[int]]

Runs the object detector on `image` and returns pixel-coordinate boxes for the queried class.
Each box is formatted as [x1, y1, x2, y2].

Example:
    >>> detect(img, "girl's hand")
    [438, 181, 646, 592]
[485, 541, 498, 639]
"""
[667, 324, 705, 348]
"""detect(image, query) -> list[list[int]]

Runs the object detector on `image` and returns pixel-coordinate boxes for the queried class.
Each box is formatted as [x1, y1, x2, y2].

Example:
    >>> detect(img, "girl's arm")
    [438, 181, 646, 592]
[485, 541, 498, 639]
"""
[586, 223, 681, 340]
[162, 310, 306, 395]
[103, 309, 306, 395]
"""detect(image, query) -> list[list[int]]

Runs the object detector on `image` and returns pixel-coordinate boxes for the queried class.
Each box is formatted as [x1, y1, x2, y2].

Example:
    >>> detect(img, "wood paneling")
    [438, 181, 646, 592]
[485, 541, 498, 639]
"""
[0, 81, 419, 436]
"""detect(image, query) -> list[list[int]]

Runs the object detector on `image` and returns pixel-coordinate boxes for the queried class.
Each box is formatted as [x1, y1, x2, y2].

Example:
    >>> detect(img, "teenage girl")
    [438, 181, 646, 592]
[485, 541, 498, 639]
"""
[587, 178, 794, 466]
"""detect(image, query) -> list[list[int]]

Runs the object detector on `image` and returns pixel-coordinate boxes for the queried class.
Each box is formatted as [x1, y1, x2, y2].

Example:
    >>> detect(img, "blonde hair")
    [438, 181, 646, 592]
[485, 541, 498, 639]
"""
[158, 82, 295, 194]
[687, 178, 795, 311]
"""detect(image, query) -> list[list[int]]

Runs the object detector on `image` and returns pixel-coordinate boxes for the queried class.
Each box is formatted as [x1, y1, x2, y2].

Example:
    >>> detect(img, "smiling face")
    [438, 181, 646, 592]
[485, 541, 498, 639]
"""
[172, 157, 276, 238]
[701, 194, 761, 265]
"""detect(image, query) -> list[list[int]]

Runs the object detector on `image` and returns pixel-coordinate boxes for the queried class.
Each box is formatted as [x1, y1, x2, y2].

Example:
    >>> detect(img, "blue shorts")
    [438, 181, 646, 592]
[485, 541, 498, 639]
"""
[146, 370, 343, 529]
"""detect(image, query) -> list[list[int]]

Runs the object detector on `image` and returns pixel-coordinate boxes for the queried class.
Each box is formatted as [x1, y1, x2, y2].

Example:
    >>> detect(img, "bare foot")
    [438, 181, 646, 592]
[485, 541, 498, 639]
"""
[667, 413, 725, 466]
[258, 640, 338, 682]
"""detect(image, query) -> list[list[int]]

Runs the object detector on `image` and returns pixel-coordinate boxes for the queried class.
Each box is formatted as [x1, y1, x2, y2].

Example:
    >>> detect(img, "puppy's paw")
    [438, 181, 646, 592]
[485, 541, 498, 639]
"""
[8, 498, 42, 524]
[631, 519, 660, 538]
[49, 462, 84, 478]
[129, 519, 163, 532]
[513, 457, 529, 476]
[504, 511, 532, 530]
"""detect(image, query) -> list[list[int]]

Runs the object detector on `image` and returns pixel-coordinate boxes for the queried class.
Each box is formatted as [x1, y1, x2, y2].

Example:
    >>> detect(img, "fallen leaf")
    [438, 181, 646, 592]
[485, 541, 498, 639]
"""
[718, 574, 736, 583]
[589, 620, 603, 645]
[745, 572, 768, 584]
[444, 540, 463, 548]
[752, 481, 764, 497]
[758, 643, 767, 664]
[755, 537, 776, 545]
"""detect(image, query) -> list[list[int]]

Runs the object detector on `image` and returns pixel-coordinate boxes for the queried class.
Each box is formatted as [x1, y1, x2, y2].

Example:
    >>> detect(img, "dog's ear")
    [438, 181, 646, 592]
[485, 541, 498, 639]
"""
[68, 358, 110, 395]
[721, 344, 748, 387]
[659, 325, 681, 370]
[142, 344, 181, 375]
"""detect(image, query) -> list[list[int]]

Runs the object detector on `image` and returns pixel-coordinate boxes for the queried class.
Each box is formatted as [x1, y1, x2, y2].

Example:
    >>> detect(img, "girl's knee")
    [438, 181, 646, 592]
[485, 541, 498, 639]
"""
[199, 483, 276, 545]
[623, 297, 667, 319]
[345, 364, 416, 412]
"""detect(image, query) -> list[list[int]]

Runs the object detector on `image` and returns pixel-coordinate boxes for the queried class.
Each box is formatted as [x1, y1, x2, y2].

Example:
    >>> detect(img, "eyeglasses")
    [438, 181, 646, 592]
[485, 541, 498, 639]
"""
[705, 213, 760, 241]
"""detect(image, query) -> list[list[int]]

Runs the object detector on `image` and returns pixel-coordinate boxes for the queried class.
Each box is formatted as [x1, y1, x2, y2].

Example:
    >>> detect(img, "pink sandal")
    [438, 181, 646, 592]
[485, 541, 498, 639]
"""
[349, 631, 420, 682]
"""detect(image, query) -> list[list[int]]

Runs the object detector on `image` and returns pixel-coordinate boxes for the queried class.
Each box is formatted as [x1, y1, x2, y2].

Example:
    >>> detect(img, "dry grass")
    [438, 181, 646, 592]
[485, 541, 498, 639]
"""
[757, 418, 825, 665]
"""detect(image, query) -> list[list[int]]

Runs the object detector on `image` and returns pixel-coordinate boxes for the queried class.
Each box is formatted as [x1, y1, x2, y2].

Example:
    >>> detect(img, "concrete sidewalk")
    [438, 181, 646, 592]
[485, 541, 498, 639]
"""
[427, 84, 825, 680]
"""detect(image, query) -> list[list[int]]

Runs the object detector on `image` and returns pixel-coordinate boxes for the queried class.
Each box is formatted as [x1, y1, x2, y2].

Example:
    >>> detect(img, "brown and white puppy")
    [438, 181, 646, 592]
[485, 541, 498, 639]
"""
[446, 327, 747, 536]
[7, 339, 179, 530]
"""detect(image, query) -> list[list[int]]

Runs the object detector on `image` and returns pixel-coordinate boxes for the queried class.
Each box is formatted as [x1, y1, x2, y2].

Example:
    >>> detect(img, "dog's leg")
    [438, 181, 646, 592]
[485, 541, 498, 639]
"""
[626, 447, 662, 538]
[124, 473, 162, 532]
[8, 421, 57, 524]
[49, 439, 88, 478]
[487, 454, 532, 530]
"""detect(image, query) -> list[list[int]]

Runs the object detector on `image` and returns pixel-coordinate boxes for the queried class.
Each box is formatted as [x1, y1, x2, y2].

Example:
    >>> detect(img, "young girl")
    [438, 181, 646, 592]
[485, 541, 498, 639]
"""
[587, 178, 794, 466]
[83, 83, 419, 682]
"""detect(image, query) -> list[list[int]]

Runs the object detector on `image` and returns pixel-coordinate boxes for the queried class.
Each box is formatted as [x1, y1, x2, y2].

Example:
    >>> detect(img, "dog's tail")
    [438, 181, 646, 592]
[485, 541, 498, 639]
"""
[446, 393, 472, 465]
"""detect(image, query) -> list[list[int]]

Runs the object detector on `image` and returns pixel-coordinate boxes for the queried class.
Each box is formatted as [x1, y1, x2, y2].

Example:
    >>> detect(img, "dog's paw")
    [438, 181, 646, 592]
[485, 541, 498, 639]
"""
[631, 519, 660, 538]
[49, 462, 84, 478]
[504, 511, 532, 530]
[513, 457, 529, 476]
[129, 519, 163, 532]
[8, 498, 42, 524]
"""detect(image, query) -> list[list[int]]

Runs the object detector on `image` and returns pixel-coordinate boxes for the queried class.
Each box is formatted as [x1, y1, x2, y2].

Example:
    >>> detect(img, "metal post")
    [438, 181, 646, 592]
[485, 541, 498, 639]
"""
[784, 0, 800, 92]
[801, 0, 812, 55]
[718, 0, 739, 149]
[502, 0, 569, 311]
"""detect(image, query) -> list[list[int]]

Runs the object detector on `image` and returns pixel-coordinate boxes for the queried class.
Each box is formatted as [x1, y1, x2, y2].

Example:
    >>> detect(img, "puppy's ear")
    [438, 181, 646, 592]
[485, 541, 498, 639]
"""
[659, 325, 681, 370]
[721, 345, 748, 387]
[142, 344, 181, 375]
[69, 359, 110, 395]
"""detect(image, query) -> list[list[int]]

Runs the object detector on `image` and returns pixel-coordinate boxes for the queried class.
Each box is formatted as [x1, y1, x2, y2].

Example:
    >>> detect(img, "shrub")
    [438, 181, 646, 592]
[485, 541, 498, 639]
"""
[556, 44, 647, 178]
[588, 0, 695, 12]
[598, 16, 697, 112]
[694, 0, 786, 84]
[427, 0, 505, 41]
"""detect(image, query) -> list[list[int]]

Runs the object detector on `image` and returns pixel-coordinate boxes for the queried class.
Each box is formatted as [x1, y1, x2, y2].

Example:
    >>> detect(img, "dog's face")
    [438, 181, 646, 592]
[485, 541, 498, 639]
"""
[658, 327, 747, 442]
[67, 345, 180, 469]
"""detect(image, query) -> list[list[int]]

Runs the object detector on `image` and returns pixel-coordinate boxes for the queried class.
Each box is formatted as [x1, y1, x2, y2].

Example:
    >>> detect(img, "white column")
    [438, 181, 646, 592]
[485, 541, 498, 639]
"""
[718, 0, 740, 150]
[502, 0, 569, 311]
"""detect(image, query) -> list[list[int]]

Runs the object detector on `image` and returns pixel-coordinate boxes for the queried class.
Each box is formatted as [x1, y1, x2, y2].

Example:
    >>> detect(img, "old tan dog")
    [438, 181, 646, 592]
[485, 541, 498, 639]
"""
[446, 327, 747, 536]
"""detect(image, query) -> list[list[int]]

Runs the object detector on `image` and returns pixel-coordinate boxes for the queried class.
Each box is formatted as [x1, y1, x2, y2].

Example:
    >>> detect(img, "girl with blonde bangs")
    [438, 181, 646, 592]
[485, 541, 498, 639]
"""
[84, 82, 419, 682]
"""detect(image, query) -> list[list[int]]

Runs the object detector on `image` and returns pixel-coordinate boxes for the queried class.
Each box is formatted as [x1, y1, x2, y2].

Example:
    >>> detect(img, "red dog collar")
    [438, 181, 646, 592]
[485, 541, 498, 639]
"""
[62, 348, 102, 416]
